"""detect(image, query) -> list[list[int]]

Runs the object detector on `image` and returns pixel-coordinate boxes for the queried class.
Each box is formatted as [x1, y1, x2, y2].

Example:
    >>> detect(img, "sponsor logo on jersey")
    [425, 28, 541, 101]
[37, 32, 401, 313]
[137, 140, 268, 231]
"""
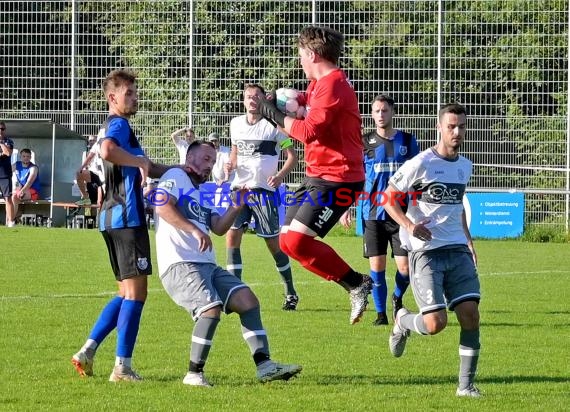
[186, 198, 209, 224]
[373, 162, 401, 173]
[422, 182, 465, 204]
[236, 140, 257, 156]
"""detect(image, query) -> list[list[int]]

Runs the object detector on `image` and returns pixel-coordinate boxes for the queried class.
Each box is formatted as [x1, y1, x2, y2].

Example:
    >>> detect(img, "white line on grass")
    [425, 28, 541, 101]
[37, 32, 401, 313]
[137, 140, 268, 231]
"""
[0, 281, 314, 301]
[0, 271, 563, 301]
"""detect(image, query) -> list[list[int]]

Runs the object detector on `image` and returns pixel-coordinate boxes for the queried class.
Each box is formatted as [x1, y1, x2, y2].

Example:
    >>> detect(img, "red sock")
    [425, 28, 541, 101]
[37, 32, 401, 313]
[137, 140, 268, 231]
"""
[278, 233, 291, 255]
[281, 230, 351, 282]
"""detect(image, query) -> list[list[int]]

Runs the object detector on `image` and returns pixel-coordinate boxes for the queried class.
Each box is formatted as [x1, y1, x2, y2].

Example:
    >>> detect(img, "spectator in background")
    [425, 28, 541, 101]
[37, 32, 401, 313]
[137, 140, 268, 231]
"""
[12, 148, 41, 220]
[76, 135, 104, 207]
[0, 121, 16, 227]
[171, 126, 195, 164]
[208, 132, 234, 185]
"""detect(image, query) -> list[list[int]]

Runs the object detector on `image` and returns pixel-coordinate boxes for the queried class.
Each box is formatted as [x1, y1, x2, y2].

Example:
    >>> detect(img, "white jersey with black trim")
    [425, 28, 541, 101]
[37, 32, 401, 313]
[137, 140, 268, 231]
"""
[229, 115, 290, 191]
[84, 138, 105, 182]
[389, 148, 472, 252]
[155, 168, 220, 274]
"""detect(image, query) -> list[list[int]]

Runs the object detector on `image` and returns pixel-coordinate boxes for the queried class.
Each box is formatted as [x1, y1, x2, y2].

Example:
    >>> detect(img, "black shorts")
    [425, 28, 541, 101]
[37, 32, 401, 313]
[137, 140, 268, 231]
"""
[101, 226, 152, 280]
[363, 219, 408, 258]
[0, 178, 12, 198]
[86, 172, 102, 203]
[284, 177, 364, 238]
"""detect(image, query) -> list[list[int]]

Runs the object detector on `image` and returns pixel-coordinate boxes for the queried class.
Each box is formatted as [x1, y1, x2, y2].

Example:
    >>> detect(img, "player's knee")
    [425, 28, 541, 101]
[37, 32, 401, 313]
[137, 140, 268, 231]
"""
[456, 305, 480, 329]
[229, 287, 259, 313]
[424, 312, 447, 335]
[200, 306, 222, 319]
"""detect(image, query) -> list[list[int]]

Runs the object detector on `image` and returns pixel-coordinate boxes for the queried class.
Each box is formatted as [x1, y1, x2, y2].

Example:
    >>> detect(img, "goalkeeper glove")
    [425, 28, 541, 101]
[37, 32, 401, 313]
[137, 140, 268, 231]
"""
[257, 93, 286, 128]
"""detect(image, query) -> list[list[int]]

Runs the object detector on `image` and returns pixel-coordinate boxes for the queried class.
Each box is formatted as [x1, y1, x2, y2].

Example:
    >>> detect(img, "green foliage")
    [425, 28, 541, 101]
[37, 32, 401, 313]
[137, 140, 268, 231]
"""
[521, 223, 570, 242]
[2, 1, 570, 223]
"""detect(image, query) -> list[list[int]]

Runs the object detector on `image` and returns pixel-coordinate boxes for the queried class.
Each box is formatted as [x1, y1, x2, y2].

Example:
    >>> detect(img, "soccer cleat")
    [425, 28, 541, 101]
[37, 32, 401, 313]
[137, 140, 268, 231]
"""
[256, 360, 302, 383]
[6, 221, 16, 228]
[71, 350, 94, 377]
[389, 307, 411, 357]
[75, 198, 92, 206]
[109, 365, 143, 382]
[456, 383, 482, 398]
[392, 293, 403, 321]
[183, 371, 213, 387]
[372, 312, 389, 326]
[348, 275, 372, 324]
[282, 295, 299, 311]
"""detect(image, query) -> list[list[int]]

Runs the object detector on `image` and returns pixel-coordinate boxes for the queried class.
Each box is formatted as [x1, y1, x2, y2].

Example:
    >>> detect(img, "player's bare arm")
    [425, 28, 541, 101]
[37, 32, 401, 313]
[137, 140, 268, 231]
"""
[384, 184, 432, 241]
[462, 208, 477, 265]
[268, 146, 297, 188]
[210, 189, 248, 236]
[100, 138, 151, 170]
[155, 196, 213, 252]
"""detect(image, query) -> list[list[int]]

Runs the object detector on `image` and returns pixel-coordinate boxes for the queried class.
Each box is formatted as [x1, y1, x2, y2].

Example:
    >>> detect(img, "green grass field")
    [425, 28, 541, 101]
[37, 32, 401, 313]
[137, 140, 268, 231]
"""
[1, 227, 569, 411]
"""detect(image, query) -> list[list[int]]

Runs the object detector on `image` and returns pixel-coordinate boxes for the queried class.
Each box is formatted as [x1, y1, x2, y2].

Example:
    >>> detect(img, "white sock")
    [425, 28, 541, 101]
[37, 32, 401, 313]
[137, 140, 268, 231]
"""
[115, 357, 132, 368]
[81, 339, 98, 352]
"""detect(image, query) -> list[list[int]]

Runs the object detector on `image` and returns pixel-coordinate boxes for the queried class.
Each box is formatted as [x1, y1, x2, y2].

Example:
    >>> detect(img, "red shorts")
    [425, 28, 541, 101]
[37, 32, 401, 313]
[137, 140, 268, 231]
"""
[15, 188, 40, 201]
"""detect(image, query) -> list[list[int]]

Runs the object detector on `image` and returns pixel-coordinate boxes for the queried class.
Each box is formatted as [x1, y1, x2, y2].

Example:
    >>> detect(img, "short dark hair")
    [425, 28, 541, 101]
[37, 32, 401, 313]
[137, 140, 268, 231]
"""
[20, 148, 32, 155]
[298, 26, 344, 65]
[438, 103, 466, 119]
[186, 139, 216, 158]
[244, 83, 265, 95]
[103, 69, 137, 95]
[372, 94, 395, 108]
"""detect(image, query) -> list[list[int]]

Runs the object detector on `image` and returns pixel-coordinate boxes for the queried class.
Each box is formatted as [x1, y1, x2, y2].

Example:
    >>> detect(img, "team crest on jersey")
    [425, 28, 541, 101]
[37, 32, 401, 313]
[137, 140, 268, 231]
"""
[137, 257, 149, 270]
[368, 137, 377, 144]
[399, 146, 408, 156]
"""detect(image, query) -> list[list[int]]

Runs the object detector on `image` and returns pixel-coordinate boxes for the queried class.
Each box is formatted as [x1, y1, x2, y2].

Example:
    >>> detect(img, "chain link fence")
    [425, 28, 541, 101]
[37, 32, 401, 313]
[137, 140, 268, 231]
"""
[1, 0, 569, 228]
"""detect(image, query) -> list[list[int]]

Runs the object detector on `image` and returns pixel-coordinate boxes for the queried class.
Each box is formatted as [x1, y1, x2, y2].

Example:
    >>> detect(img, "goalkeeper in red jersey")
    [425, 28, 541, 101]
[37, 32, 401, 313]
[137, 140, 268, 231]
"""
[257, 26, 371, 324]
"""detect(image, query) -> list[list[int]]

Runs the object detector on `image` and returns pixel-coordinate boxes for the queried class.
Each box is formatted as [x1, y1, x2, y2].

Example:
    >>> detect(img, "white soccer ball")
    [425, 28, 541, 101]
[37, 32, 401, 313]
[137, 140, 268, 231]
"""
[275, 88, 306, 119]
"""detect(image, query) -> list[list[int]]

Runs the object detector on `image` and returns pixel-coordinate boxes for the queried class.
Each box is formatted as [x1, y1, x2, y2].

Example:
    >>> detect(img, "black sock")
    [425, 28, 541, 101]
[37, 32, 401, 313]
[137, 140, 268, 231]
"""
[253, 352, 270, 366]
[336, 269, 363, 290]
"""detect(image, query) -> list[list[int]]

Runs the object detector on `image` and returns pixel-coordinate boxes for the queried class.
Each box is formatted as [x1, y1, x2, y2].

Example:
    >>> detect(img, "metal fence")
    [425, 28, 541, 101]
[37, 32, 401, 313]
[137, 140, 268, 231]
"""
[1, 0, 569, 228]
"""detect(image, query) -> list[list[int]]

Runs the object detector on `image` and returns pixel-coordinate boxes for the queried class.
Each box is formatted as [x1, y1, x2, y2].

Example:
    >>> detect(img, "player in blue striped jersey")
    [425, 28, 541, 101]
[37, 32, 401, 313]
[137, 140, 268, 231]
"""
[72, 69, 172, 382]
[341, 95, 419, 325]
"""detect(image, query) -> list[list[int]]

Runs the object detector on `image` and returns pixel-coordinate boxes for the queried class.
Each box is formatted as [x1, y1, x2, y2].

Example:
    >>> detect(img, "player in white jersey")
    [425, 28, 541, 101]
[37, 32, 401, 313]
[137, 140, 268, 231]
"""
[154, 140, 302, 386]
[171, 126, 195, 164]
[75, 135, 104, 206]
[383, 103, 482, 398]
[224, 83, 300, 310]
[206, 132, 234, 185]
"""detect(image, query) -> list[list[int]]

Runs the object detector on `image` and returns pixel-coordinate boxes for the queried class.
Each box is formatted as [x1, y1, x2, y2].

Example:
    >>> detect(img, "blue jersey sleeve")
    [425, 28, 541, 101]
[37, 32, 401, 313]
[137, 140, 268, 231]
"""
[105, 117, 131, 148]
